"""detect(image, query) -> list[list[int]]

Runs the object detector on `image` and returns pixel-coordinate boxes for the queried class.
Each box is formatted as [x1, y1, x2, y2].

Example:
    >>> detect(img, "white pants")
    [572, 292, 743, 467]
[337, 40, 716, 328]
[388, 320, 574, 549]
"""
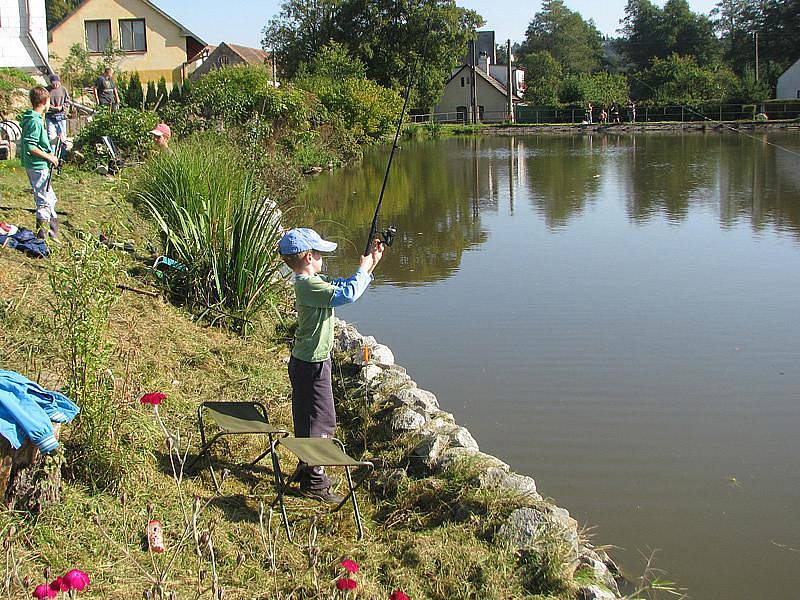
[26, 168, 57, 222]
[46, 118, 67, 143]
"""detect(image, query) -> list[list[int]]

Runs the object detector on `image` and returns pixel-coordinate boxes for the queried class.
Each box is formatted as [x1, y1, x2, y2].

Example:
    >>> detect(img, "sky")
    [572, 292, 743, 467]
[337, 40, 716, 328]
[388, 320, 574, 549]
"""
[161, 0, 722, 49]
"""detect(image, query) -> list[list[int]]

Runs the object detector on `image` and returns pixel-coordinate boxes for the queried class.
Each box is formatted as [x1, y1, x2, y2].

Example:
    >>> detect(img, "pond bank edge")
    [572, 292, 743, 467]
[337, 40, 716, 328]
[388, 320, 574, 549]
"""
[333, 318, 626, 600]
[470, 120, 799, 135]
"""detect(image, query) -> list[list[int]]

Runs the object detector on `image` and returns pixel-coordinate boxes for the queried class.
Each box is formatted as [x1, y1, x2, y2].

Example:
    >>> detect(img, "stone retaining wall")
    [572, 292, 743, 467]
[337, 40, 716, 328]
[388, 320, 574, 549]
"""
[334, 318, 625, 600]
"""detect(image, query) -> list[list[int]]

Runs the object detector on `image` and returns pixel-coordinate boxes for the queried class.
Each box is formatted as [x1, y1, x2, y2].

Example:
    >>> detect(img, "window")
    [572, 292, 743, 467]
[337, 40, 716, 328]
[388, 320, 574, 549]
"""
[797, 90, 800, 99]
[460, 77, 465, 87]
[119, 19, 146, 52]
[85, 20, 111, 53]
[217, 54, 230, 67]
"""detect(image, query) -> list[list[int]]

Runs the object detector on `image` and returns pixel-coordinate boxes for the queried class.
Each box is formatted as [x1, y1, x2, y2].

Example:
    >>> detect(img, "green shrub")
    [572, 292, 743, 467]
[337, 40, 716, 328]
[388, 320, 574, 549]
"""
[74, 107, 158, 167]
[0, 67, 36, 88]
[123, 72, 144, 108]
[297, 75, 402, 143]
[156, 76, 168, 108]
[191, 64, 310, 130]
[130, 137, 285, 331]
[49, 236, 131, 490]
[145, 80, 157, 109]
[157, 101, 207, 139]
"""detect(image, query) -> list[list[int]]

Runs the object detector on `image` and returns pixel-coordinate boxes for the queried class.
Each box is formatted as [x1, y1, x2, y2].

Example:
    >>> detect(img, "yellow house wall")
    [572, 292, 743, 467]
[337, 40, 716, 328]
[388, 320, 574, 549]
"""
[48, 0, 188, 84]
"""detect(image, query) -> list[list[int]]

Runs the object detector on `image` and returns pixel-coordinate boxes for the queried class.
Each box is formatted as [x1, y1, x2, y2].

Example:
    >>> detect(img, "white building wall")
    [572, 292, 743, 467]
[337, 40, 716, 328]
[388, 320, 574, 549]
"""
[0, 0, 48, 71]
[435, 66, 511, 122]
[776, 58, 800, 99]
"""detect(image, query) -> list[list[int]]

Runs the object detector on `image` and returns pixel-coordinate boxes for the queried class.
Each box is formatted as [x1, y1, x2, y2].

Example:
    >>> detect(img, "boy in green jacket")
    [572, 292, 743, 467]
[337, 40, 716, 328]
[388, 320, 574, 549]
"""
[21, 87, 61, 239]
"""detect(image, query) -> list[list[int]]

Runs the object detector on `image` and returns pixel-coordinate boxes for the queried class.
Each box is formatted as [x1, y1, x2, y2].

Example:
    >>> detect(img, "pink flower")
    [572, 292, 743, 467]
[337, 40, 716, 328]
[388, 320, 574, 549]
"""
[140, 392, 166, 406]
[335, 577, 358, 591]
[63, 570, 90, 592]
[390, 591, 410, 600]
[340, 559, 359, 574]
[33, 585, 57, 599]
[49, 577, 69, 592]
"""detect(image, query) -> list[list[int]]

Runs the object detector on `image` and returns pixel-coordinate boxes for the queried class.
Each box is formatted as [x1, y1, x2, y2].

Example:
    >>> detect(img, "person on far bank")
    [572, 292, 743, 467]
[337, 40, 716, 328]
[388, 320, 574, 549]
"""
[94, 67, 120, 109]
[21, 87, 61, 239]
[279, 228, 384, 504]
[150, 123, 172, 153]
[46, 74, 70, 144]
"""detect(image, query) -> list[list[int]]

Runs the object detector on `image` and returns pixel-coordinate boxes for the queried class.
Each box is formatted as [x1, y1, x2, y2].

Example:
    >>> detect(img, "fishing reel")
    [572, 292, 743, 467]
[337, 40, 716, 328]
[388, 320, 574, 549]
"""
[380, 225, 397, 247]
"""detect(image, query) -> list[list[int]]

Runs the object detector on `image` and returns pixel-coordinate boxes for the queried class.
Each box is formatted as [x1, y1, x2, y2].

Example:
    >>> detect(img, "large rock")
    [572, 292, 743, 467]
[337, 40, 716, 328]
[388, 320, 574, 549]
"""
[389, 408, 427, 432]
[371, 368, 415, 395]
[477, 468, 541, 501]
[334, 320, 363, 352]
[389, 388, 439, 413]
[498, 506, 580, 564]
[449, 426, 479, 451]
[579, 554, 620, 596]
[368, 343, 395, 366]
[411, 433, 449, 464]
[361, 363, 383, 383]
[577, 585, 617, 600]
[436, 448, 510, 472]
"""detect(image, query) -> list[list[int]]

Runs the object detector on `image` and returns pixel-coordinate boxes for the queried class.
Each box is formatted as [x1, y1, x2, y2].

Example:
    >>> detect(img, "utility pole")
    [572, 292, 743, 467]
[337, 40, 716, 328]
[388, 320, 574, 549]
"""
[506, 39, 513, 123]
[470, 39, 479, 124]
[754, 32, 759, 82]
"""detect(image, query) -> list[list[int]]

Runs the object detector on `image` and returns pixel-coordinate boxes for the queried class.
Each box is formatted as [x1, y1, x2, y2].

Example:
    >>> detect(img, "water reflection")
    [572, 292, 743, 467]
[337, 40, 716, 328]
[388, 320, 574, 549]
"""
[305, 132, 800, 286]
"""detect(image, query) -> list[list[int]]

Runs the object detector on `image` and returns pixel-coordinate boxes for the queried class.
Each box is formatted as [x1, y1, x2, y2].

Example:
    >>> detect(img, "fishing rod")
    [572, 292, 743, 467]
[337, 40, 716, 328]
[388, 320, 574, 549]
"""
[44, 138, 65, 191]
[363, 2, 436, 256]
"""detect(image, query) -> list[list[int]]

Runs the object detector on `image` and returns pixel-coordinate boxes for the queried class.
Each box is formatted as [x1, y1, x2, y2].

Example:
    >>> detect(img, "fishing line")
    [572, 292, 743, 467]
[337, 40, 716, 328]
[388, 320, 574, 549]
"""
[623, 69, 800, 159]
[520, 25, 800, 159]
[363, 0, 438, 256]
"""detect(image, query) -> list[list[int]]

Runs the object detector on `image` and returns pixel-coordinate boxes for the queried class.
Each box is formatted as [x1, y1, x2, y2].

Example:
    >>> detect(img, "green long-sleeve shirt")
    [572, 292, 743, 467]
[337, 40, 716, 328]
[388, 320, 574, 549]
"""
[20, 109, 51, 171]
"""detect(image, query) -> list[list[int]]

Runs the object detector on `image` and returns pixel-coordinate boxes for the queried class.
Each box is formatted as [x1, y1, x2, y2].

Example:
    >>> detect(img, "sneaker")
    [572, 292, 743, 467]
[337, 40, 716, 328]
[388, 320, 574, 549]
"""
[299, 486, 346, 505]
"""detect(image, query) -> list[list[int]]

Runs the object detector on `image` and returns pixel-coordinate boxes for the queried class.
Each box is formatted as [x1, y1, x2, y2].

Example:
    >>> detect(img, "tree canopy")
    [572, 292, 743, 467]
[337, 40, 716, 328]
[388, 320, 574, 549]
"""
[518, 0, 604, 74]
[262, 0, 483, 109]
[619, 0, 719, 71]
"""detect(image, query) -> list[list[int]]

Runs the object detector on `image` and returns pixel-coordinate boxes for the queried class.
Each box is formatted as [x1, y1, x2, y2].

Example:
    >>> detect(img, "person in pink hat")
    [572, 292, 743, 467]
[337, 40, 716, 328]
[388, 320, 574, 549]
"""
[150, 123, 171, 152]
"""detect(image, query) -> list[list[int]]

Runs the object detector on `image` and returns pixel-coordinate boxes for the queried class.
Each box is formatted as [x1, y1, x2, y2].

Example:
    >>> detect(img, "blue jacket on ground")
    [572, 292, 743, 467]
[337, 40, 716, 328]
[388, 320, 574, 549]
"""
[0, 370, 80, 453]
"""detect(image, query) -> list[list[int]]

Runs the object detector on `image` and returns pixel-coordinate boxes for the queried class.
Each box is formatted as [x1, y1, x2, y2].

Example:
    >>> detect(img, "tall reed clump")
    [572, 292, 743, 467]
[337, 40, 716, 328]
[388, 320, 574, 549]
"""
[131, 137, 284, 332]
[49, 236, 128, 490]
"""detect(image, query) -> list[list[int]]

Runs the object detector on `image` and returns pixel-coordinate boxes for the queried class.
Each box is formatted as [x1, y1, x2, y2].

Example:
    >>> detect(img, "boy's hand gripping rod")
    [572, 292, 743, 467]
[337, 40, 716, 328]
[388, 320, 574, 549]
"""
[363, 3, 434, 256]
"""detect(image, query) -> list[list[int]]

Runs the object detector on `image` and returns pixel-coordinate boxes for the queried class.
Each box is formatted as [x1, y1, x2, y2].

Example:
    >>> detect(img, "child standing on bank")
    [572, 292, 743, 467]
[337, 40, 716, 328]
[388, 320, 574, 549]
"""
[279, 228, 384, 503]
[21, 87, 61, 239]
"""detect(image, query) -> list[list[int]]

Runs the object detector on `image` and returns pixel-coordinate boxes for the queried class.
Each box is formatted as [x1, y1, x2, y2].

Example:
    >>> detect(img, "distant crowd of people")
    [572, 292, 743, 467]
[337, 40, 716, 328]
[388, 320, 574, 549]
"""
[585, 100, 637, 125]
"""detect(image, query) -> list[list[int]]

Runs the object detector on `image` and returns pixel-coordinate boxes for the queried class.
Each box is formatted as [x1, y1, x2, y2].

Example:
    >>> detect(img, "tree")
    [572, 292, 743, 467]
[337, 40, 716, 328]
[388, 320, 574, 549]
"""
[663, 0, 719, 66]
[181, 78, 193, 104]
[296, 41, 365, 79]
[619, 0, 720, 71]
[262, 0, 483, 109]
[156, 76, 169, 108]
[46, 0, 79, 29]
[518, 0, 604, 74]
[619, 0, 666, 72]
[636, 54, 737, 104]
[712, 0, 800, 86]
[125, 72, 144, 108]
[58, 44, 98, 97]
[520, 51, 563, 105]
[169, 82, 182, 104]
[145, 80, 157, 109]
[559, 72, 629, 106]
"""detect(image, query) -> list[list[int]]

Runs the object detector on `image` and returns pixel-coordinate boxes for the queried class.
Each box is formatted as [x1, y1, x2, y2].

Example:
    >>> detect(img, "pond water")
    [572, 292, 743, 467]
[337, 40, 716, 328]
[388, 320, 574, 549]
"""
[304, 132, 800, 600]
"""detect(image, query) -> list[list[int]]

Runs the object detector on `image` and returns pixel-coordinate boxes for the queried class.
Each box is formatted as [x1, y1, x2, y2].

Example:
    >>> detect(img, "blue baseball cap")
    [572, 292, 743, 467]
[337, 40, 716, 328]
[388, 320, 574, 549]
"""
[278, 228, 337, 255]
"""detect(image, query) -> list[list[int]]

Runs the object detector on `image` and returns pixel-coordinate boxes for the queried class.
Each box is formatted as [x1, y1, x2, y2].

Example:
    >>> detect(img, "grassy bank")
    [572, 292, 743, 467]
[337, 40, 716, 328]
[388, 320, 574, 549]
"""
[0, 161, 614, 599]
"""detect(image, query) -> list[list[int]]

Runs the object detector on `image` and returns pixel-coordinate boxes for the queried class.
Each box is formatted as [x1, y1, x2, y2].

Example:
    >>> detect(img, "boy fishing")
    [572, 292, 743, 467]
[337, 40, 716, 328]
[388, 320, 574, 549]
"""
[279, 228, 384, 503]
[21, 87, 61, 239]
